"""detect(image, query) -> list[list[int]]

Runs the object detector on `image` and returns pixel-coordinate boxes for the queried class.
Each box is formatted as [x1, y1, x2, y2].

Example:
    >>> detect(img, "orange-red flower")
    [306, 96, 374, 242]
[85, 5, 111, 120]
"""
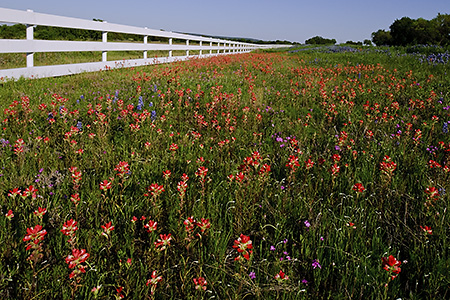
[381, 255, 401, 279]
[193, 277, 207, 291]
[23, 224, 47, 251]
[233, 234, 253, 260]
[154, 233, 172, 251]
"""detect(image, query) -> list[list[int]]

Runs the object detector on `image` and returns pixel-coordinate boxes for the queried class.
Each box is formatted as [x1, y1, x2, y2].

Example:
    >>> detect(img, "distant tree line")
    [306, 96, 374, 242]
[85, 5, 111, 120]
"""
[305, 36, 336, 45]
[371, 13, 450, 46]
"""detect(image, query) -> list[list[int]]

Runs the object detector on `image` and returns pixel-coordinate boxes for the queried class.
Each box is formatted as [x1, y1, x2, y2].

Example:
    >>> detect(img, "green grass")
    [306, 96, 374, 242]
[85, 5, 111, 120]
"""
[0, 48, 449, 299]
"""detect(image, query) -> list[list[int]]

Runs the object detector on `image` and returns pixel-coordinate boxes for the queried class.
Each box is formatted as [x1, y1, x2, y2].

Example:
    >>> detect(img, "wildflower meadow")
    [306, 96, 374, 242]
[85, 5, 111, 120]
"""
[0, 47, 449, 299]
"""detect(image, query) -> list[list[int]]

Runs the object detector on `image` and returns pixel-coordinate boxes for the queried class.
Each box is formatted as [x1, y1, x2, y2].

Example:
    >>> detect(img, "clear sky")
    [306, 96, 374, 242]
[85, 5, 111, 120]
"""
[1, 0, 449, 43]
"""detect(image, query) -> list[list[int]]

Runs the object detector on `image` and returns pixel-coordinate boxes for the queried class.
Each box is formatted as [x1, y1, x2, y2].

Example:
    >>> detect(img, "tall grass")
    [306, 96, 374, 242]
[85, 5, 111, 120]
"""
[0, 49, 449, 299]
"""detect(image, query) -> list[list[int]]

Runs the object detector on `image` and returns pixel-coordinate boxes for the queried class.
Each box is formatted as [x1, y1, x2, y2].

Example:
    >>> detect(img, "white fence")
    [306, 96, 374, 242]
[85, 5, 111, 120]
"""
[0, 7, 285, 80]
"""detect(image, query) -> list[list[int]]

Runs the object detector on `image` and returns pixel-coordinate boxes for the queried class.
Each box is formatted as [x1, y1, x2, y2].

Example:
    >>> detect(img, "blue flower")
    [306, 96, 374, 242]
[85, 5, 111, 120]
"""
[151, 110, 157, 121]
[137, 96, 144, 111]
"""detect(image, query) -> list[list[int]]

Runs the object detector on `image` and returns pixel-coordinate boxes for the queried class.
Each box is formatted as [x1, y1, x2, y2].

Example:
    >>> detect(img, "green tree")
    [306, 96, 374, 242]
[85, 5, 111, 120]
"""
[433, 13, 450, 45]
[412, 18, 436, 44]
[390, 17, 416, 45]
[371, 29, 392, 46]
[305, 36, 336, 45]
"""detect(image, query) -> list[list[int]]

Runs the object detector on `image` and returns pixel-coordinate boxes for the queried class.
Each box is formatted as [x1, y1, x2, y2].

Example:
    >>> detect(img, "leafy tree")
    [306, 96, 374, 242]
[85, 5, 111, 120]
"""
[371, 29, 393, 46]
[305, 36, 336, 45]
[434, 13, 450, 45]
[390, 17, 416, 45]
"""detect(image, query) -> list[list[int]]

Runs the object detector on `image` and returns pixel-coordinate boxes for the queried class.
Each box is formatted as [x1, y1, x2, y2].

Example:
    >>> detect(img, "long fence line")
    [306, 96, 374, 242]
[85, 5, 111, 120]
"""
[0, 7, 286, 80]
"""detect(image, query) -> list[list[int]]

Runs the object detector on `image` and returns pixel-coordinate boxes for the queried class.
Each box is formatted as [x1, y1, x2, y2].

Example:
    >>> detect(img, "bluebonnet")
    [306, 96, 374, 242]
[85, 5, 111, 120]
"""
[137, 96, 144, 111]
[151, 110, 157, 121]
[113, 90, 119, 104]
[443, 122, 448, 134]
[76, 121, 83, 131]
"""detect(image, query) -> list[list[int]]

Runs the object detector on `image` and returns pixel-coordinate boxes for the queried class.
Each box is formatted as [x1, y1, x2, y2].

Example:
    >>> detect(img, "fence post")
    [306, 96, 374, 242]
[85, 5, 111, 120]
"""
[186, 40, 189, 56]
[217, 42, 220, 54]
[199, 41, 202, 56]
[169, 38, 173, 57]
[144, 28, 148, 59]
[26, 9, 34, 68]
[209, 39, 212, 55]
[102, 26, 108, 62]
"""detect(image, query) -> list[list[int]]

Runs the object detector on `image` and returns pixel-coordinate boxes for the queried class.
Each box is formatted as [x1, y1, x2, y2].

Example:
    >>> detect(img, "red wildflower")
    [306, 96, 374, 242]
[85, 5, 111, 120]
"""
[195, 166, 208, 183]
[274, 270, 289, 283]
[286, 155, 300, 171]
[99, 179, 112, 190]
[352, 183, 365, 193]
[177, 181, 188, 198]
[233, 234, 253, 261]
[193, 277, 207, 291]
[114, 161, 130, 178]
[305, 158, 314, 170]
[24, 185, 38, 199]
[420, 225, 432, 235]
[33, 207, 47, 219]
[70, 193, 81, 206]
[154, 234, 172, 251]
[5, 209, 14, 220]
[23, 224, 47, 251]
[146, 270, 163, 295]
[61, 219, 78, 236]
[197, 218, 211, 233]
[144, 220, 158, 233]
[184, 217, 197, 232]
[65, 248, 90, 279]
[330, 164, 340, 176]
[8, 188, 21, 198]
[380, 156, 397, 177]
[101, 221, 115, 237]
[425, 186, 439, 200]
[162, 170, 171, 180]
[146, 183, 165, 197]
[381, 255, 401, 279]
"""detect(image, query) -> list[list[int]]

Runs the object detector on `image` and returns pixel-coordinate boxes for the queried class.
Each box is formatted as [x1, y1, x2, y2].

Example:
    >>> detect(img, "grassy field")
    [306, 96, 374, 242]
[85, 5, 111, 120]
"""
[0, 46, 449, 299]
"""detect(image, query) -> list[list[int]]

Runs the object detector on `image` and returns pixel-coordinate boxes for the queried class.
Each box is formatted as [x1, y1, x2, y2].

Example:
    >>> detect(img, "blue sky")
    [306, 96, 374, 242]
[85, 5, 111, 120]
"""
[2, 0, 450, 43]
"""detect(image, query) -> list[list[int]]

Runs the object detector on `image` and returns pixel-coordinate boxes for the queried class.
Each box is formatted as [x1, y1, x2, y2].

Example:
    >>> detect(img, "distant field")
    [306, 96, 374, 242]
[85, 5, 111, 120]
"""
[0, 47, 449, 299]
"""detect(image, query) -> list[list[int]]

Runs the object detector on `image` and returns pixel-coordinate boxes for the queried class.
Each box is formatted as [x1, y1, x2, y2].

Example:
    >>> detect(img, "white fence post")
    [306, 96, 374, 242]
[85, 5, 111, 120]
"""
[143, 28, 148, 59]
[199, 41, 202, 56]
[26, 9, 34, 68]
[210, 40, 212, 55]
[102, 27, 108, 62]
[169, 38, 173, 57]
[186, 40, 189, 56]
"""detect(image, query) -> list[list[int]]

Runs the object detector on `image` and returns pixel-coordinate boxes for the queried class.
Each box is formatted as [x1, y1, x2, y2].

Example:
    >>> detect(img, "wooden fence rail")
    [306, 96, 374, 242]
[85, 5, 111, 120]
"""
[0, 7, 285, 80]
